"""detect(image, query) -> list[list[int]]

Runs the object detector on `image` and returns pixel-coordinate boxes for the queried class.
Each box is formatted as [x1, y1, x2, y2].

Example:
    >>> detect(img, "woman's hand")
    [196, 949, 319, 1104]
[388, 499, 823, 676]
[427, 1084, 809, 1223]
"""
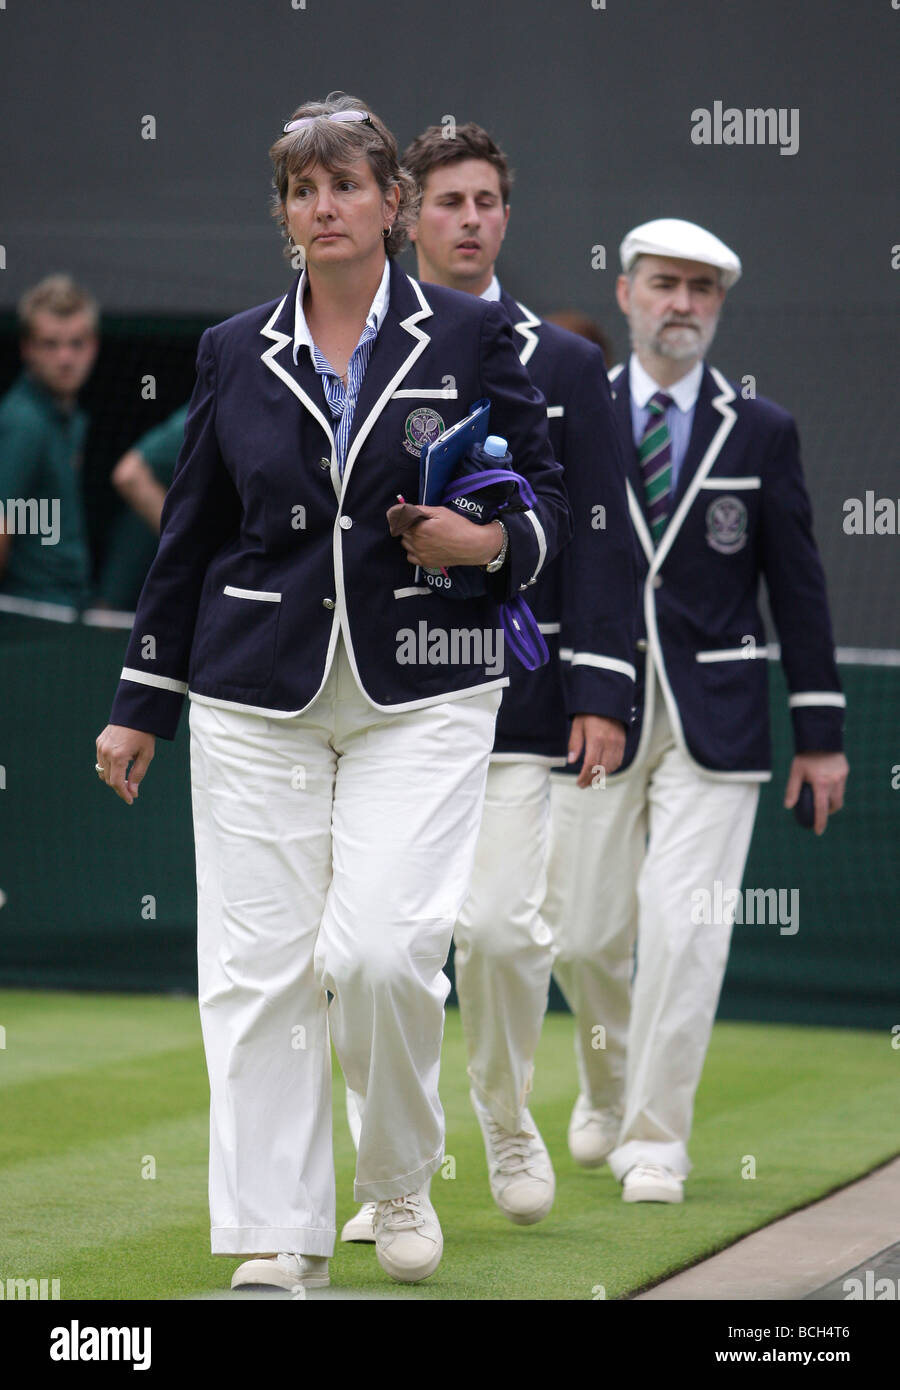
[95, 724, 156, 805]
[399, 506, 503, 569]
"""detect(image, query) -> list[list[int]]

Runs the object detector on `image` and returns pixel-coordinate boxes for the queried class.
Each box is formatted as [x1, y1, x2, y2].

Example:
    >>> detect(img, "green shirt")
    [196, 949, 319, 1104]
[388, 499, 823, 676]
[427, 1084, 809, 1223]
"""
[134, 404, 189, 489]
[0, 373, 91, 609]
[95, 404, 189, 608]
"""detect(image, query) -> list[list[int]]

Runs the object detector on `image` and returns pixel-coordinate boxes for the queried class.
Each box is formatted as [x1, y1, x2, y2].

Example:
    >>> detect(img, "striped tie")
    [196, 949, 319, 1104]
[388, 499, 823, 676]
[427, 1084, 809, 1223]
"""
[639, 390, 674, 545]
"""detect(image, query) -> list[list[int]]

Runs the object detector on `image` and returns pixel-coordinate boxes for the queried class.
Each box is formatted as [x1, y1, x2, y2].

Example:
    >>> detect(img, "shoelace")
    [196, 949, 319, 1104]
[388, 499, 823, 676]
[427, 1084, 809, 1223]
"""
[630, 1163, 679, 1182]
[484, 1117, 539, 1176]
[376, 1193, 426, 1232]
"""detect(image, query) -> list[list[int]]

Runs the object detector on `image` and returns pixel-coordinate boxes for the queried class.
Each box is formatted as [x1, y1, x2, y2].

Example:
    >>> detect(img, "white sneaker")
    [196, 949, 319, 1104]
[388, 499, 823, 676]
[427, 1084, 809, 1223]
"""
[230, 1252, 330, 1291]
[374, 1188, 442, 1283]
[341, 1201, 377, 1243]
[567, 1096, 623, 1168]
[622, 1163, 684, 1203]
[471, 1091, 555, 1225]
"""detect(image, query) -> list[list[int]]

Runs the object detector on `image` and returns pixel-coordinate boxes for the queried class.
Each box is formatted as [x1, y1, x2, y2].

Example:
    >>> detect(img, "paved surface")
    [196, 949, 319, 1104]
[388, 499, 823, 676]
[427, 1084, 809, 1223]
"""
[635, 1155, 900, 1301]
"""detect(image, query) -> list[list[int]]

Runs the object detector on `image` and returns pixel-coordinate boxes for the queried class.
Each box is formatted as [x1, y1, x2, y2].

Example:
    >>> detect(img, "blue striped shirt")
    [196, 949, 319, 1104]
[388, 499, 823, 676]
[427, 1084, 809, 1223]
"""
[292, 260, 391, 476]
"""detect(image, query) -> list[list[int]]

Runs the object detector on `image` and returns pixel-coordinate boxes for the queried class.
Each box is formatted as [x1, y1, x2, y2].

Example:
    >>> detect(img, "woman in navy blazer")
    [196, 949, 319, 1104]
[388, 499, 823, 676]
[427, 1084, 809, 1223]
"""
[94, 93, 570, 1290]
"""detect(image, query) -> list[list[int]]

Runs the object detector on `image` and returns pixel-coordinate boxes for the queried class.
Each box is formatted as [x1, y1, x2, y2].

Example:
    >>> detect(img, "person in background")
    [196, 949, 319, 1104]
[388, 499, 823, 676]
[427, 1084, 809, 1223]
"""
[543, 311, 614, 367]
[544, 218, 849, 1204]
[95, 404, 189, 610]
[340, 122, 635, 1241]
[0, 275, 99, 614]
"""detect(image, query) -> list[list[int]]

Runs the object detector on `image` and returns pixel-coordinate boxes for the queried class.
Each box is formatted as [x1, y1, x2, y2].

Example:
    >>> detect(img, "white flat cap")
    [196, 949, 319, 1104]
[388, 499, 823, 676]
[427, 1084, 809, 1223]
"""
[619, 218, 742, 289]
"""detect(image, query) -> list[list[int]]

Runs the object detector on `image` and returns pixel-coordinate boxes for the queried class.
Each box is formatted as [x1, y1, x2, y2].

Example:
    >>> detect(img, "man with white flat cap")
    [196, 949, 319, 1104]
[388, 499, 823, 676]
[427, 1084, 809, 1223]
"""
[543, 217, 849, 1203]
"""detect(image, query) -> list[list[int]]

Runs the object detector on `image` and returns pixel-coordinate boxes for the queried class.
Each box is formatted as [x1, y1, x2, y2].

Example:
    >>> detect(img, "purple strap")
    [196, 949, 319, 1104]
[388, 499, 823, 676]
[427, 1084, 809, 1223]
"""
[439, 467, 538, 510]
[439, 464, 549, 670]
[500, 596, 550, 671]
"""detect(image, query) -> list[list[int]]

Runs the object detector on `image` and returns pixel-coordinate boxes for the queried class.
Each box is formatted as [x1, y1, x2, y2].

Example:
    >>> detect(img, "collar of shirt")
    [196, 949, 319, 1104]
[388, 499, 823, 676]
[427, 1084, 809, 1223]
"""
[629, 352, 703, 414]
[479, 274, 502, 302]
[291, 257, 391, 365]
[20, 371, 81, 422]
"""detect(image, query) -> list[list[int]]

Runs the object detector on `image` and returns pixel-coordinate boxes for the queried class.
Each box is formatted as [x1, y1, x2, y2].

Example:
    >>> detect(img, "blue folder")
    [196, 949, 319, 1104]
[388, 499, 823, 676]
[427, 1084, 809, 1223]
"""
[419, 399, 491, 505]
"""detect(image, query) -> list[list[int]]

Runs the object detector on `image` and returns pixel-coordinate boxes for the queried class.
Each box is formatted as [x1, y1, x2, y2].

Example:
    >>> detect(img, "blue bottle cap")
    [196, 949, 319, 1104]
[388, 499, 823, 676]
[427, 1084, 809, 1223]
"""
[484, 435, 508, 458]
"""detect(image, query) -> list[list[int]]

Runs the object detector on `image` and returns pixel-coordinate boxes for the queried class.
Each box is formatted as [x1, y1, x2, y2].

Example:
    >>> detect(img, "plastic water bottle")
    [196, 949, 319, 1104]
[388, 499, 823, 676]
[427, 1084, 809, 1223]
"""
[467, 434, 512, 470]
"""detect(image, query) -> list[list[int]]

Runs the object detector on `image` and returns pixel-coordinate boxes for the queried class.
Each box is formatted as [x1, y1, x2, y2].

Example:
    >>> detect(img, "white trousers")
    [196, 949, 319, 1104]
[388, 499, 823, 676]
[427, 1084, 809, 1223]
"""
[345, 761, 553, 1142]
[453, 761, 555, 1130]
[190, 631, 501, 1256]
[543, 677, 759, 1180]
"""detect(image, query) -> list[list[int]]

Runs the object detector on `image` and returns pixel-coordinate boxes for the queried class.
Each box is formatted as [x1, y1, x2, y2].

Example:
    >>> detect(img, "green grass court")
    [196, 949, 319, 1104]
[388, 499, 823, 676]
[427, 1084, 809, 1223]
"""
[1, 990, 897, 1301]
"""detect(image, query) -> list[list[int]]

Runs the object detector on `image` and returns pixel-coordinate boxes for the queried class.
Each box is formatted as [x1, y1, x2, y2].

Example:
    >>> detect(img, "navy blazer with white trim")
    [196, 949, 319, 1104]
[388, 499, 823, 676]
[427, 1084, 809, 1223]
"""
[564, 360, 845, 782]
[108, 261, 571, 740]
[492, 292, 638, 761]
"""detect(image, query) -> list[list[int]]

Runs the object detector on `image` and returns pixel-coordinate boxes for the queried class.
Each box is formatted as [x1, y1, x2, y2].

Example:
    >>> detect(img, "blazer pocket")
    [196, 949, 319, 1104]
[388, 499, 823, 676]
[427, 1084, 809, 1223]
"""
[390, 387, 459, 400]
[216, 585, 282, 687]
[699, 476, 762, 490]
[223, 585, 282, 602]
[695, 644, 769, 663]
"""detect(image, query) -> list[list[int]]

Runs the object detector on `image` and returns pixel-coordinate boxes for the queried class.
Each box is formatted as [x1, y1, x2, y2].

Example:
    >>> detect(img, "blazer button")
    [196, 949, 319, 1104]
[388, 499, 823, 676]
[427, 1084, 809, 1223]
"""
[319, 456, 331, 470]
[339, 516, 353, 530]
[652, 575, 664, 589]
[322, 597, 335, 609]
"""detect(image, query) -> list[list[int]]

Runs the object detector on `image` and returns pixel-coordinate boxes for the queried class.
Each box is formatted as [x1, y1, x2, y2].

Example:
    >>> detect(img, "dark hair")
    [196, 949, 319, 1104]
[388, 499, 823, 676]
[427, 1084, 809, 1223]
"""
[402, 122, 513, 204]
[269, 92, 419, 260]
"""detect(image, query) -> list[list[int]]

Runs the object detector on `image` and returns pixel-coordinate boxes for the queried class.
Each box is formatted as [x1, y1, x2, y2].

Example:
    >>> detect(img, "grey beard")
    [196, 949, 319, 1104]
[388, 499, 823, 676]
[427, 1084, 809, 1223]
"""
[654, 333, 702, 360]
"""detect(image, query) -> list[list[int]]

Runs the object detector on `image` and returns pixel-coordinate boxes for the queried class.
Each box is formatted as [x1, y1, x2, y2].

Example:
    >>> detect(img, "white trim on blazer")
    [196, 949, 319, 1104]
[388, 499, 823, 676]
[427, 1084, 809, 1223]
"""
[511, 300, 541, 367]
[618, 365, 769, 783]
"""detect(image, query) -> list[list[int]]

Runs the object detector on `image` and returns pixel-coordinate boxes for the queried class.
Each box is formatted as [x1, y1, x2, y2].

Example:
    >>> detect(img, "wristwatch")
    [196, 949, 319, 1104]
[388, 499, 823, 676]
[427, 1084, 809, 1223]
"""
[484, 520, 509, 573]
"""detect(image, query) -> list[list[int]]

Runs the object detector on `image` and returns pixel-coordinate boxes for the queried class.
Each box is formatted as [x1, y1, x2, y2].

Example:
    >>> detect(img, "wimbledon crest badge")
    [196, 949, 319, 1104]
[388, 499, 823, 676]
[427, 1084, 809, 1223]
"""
[403, 407, 445, 457]
[705, 495, 749, 554]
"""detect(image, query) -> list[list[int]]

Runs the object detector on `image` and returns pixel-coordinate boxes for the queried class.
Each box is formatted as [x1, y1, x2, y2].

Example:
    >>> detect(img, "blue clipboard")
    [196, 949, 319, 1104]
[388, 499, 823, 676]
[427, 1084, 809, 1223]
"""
[419, 399, 491, 505]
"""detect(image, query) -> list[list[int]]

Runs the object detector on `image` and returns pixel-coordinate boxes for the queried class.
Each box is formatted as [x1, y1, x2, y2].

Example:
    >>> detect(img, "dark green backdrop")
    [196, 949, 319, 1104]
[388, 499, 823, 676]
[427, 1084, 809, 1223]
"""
[0, 615, 895, 1029]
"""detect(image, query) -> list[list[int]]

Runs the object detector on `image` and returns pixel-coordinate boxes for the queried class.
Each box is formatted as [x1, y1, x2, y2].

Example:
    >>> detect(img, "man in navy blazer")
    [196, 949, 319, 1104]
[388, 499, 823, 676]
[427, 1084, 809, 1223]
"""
[544, 218, 849, 1203]
[106, 257, 570, 740]
[340, 122, 636, 1238]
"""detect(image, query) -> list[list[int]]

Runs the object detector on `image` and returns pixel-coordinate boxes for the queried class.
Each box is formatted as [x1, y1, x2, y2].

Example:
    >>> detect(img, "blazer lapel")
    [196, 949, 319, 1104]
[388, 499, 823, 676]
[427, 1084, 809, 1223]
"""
[650, 363, 737, 573]
[671, 367, 722, 506]
[500, 289, 541, 366]
[259, 275, 336, 454]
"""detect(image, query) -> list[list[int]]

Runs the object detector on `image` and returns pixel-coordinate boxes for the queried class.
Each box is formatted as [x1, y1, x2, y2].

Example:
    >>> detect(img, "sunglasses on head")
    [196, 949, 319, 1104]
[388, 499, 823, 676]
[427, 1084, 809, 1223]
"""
[283, 110, 374, 135]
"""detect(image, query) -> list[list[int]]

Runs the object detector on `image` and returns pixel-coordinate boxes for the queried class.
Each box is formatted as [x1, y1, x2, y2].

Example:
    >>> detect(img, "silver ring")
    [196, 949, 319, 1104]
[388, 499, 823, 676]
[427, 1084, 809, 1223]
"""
[95, 763, 105, 776]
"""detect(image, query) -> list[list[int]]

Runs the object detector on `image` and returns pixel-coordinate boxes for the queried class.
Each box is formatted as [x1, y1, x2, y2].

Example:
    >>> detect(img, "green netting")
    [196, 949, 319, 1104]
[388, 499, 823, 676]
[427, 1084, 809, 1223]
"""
[0, 615, 895, 1028]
